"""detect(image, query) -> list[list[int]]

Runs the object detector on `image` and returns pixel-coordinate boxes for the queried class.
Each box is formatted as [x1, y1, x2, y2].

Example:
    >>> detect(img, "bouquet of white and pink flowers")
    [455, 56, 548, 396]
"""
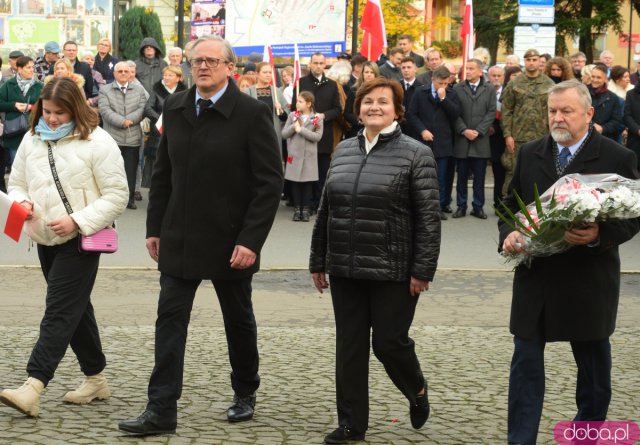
[497, 174, 640, 266]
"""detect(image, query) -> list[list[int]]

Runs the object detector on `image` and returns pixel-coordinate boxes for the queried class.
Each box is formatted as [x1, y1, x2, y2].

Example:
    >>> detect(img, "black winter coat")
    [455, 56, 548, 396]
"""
[498, 131, 639, 341]
[291, 75, 341, 154]
[147, 81, 283, 279]
[309, 125, 441, 282]
[623, 84, 640, 169]
[144, 80, 188, 156]
[406, 85, 461, 158]
[590, 89, 624, 141]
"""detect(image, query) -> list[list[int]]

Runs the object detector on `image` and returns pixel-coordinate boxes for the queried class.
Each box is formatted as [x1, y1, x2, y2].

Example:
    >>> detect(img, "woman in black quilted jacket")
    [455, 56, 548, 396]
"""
[310, 77, 441, 445]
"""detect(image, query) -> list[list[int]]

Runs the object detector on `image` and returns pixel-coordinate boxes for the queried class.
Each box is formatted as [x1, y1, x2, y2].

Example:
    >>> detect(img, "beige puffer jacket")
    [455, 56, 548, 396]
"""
[8, 127, 128, 246]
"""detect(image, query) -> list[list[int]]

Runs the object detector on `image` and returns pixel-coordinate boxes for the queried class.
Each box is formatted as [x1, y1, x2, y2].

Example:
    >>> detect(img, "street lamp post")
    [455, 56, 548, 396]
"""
[352, 0, 359, 55]
[177, 0, 185, 49]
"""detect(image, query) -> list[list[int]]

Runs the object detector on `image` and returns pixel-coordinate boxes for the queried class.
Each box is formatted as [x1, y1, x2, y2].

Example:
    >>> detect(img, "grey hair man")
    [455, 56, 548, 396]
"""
[500, 79, 640, 445]
[168, 47, 183, 66]
[118, 35, 283, 436]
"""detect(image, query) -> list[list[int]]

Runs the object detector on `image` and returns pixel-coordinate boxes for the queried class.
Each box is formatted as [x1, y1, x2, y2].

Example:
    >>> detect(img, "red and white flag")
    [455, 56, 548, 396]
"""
[293, 42, 301, 89]
[262, 44, 276, 85]
[459, 0, 474, 80]
[0, 191, 29, 242]
[155, 113, 163, 135]
[359, 0, 387, 62]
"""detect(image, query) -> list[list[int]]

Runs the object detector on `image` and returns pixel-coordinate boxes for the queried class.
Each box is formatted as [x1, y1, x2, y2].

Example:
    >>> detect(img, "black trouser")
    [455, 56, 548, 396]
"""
[27, 240, 104, 386]
[290, 181, 313, 208]
[147, 273, 260, 417]
[119, 145, 139, 205]
[329, 276, 425, 433]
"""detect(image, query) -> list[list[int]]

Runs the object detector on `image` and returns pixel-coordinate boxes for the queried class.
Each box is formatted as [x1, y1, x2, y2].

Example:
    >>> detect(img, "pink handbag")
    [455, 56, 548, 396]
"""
[47, 141, 118, 254]
[79, 227, 118, 253]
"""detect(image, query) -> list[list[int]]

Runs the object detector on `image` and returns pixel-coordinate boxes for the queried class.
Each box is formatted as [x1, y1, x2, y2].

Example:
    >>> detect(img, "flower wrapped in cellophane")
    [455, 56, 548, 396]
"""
[497, 174, 640, 266]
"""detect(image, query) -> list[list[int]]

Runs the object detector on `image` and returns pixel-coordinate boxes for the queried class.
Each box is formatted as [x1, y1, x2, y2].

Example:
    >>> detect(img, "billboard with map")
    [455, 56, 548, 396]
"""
[191, 0, 346, 57]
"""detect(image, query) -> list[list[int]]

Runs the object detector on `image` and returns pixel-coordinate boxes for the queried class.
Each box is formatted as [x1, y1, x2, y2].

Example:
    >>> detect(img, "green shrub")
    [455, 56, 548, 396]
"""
[118, 6, 165, 60]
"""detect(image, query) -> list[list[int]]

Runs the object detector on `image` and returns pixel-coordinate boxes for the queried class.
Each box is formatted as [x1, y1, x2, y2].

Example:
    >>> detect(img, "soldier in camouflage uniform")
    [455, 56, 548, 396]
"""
[500, 49, 555, 197]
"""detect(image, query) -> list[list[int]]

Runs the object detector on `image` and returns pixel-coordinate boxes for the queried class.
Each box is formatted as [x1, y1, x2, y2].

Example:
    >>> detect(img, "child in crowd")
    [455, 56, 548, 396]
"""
[281, 91, 323, 222]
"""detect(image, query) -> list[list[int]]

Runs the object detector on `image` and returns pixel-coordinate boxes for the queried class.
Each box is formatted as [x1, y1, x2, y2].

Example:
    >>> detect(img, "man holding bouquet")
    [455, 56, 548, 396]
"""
[499, 80, 640, 445]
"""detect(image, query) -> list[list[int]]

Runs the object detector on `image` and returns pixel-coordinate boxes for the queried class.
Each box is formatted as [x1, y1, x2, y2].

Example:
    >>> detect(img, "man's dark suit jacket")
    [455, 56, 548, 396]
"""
[292, 74, 341, 154]
[147, 80, 284, 280]
[498, 131, 640, 341]
[406, 84, 461, 158]
[400, 78, 423, 141]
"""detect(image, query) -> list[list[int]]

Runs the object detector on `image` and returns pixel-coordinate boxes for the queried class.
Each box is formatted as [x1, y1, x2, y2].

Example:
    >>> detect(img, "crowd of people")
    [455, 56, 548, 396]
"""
[0, 34, 639, 445]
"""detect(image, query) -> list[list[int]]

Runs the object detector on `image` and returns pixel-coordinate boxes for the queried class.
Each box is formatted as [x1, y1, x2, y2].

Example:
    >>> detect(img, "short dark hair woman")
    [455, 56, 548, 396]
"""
[310, 76, 441, 444]
[0, 77, 128, 417]
[0, 56, 43, 164]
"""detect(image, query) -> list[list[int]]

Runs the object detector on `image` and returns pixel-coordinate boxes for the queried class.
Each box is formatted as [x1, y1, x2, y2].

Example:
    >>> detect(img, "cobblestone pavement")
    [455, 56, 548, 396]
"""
[0, 269, 638, 444]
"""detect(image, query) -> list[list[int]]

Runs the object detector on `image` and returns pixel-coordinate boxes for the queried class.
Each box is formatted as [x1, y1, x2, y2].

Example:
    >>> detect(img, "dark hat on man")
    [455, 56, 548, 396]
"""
[523, 48, 540, 59]
[247, 52, 263, 63]
[44, 41, 60, 54]
[9, 50, 24, 59]
[243, 62, 257, 74]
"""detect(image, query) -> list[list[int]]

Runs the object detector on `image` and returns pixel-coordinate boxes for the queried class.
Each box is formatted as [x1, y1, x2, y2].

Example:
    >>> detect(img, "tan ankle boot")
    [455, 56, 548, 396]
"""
[63, 373, 111, 405]
[0, 377, 45, 417]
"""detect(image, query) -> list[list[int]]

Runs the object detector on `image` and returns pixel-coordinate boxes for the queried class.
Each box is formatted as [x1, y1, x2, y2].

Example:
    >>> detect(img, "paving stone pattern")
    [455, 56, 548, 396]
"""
[0, 269, 638, 444]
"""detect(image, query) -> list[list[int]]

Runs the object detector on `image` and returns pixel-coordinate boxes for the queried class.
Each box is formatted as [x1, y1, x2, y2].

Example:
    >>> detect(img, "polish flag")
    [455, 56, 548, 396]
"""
[262, 44, 276, 85]
[359, 0, 387, 62]
[155, 113, 163, 135]
[0, 191, 29, 242]
[459, 0, 474, 80]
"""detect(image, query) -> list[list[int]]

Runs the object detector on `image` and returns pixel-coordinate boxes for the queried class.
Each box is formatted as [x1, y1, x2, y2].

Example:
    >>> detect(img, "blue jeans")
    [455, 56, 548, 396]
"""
[435, 156, 454, 209]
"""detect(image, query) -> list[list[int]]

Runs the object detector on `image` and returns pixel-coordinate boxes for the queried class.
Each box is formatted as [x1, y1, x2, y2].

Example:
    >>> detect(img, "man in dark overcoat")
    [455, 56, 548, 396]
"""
[291, 52, 341, 210]
[406, 65, 461, 220]
[118, 35, 283, 436]
[499, 80, 640, 445]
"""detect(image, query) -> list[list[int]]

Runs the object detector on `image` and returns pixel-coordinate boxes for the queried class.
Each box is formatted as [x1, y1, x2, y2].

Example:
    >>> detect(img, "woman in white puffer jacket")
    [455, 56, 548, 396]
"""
[0, 77, 128, 418]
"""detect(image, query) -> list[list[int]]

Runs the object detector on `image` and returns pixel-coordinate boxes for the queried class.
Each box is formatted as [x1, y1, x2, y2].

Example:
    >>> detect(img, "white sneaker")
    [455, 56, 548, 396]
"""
[0, 377, 45, 417]
[63, 373, 111, 404]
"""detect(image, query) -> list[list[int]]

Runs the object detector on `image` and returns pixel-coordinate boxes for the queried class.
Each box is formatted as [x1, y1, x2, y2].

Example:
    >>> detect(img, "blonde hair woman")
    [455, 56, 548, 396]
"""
[44, 59, 85, 94]
[94, 37, 119, 83]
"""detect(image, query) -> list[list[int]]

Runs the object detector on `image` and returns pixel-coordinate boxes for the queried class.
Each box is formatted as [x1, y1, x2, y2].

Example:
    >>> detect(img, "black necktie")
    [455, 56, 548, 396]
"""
[470, 84, 477, 95]
[120, 86, 126, 94]
[198, 98, 213, 116]
[405, 82, 409, 91]
[559, 146, 571, 168]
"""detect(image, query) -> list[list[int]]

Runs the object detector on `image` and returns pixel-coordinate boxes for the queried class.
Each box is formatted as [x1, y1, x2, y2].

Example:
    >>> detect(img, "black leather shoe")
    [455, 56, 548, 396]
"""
[126, 202, 137, 210]
[324, 426, 365, 444]
[439, 211, 448, 221]
[410, 391, 430, 429]
[118, 410, 176, 436]
[471, 209, 488, 219]
[441, 205, 453, 213]
[452, 208, 466, 218]
[227, 393, 256, 422]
